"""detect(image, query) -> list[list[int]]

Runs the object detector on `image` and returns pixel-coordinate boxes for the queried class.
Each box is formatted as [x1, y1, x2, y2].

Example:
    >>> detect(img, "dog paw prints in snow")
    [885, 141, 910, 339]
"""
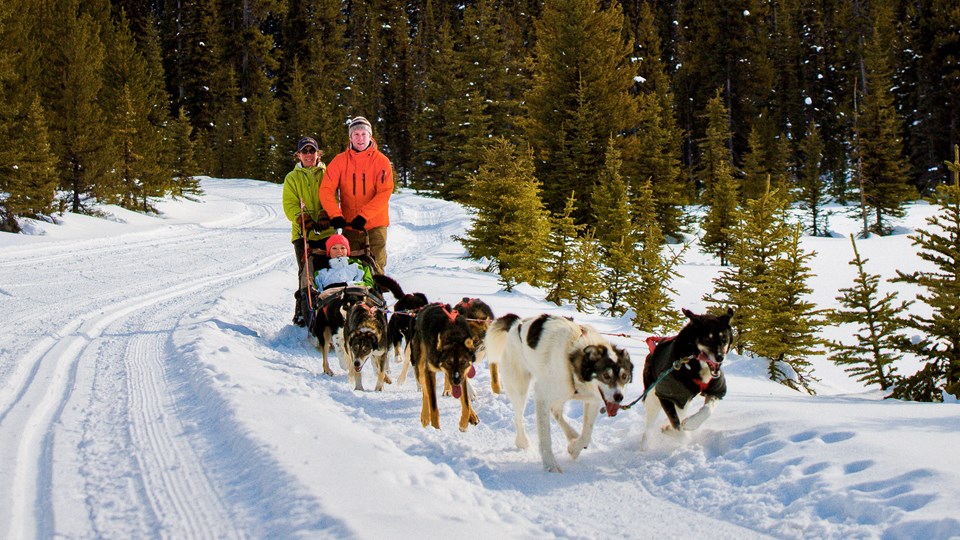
[638, 425, 943, 538]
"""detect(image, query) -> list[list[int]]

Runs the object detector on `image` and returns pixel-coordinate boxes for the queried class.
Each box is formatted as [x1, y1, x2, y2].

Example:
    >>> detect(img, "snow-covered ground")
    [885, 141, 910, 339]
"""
[1, 177, 958, 539]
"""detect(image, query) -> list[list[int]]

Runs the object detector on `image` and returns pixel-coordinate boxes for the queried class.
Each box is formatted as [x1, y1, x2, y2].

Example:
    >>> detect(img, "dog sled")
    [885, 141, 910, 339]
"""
[297, 229, 387, 327]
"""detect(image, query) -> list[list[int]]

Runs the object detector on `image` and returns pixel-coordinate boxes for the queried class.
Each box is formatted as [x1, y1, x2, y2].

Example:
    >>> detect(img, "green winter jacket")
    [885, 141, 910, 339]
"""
[282, 163, 333, 242]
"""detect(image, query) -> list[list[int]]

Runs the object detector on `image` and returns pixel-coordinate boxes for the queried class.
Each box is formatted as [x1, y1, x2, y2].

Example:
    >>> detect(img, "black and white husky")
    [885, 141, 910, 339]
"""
[485, 314, 632, 472]
[641, 308, 734, 449]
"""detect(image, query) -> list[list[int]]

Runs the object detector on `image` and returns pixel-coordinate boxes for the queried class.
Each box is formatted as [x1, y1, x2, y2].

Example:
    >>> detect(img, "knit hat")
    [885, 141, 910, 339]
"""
[325, 233, 351, 255]
[348, 116, 372, 136]
[297, 136, 319, 152]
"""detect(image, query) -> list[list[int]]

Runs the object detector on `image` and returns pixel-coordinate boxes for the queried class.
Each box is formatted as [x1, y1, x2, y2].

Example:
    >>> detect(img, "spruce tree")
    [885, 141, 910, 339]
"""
[243, 67, 282, 182]
[1, 95, 57, 223]
[592, 139, 633, 249]
[523, 0, 640, 217]
[461, 0, 524, 143]
[161, 0, 223, 132]
[591, 139, 638, 316]
[704, 256, 751, 354]
[278, 0, 345, 158]
[891, 145, 960, 401]
[166, 107, 201, 198]
[698, 90, 740, 265]
[53, 6, 108, 214]
[627, 211, 686, 333]
[699, 159, 739, 266]
[740, 124, 770, 203]
[828, 235, 908, 390]
[697, 89, 736, 198]
[545, 194, 584, 307]
[751, 225, 822, 394]
[459, 138, 550, 291]
[797, 121, 827, 236]
[855, 12, 915, 235]
[410, 20, 465, 197]
[545, 195, 602, 310]
[707, 181, 795, 366]
[568, 229, 605, 313]
[101, 12, 167, 211]
[631, 1, 687, 240]
[279, 58, 319, 169]
[205, 68, 245, 178]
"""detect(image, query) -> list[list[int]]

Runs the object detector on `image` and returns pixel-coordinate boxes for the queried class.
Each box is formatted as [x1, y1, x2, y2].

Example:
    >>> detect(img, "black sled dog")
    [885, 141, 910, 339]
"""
[641, 308, 734, 450]
[388, 290, 430, 387]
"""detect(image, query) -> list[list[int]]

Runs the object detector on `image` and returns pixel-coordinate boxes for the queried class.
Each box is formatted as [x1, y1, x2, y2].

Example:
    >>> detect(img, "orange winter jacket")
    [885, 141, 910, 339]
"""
[319, 139, 394, 229]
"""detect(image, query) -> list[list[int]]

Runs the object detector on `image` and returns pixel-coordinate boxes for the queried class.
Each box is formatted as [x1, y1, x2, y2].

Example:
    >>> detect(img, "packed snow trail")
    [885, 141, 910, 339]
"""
[0, 181, 290, 537]
[1, 178, 958, 538]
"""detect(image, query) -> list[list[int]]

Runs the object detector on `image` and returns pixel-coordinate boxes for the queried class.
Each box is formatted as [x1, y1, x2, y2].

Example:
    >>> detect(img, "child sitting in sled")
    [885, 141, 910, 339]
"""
[314, 233, 375, 290]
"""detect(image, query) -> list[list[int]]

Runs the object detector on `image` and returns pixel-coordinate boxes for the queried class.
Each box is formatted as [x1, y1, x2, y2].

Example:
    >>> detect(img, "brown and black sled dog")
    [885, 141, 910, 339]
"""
[410, 303, 478, 431]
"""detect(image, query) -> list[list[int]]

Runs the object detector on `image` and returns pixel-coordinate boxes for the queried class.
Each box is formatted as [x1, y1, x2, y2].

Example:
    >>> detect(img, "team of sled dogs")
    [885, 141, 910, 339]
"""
[305, 274, 734, 472]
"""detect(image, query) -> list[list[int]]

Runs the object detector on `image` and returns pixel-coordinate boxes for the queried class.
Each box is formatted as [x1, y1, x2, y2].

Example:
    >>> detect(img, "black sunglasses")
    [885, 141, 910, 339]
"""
[300, 147, 317, 154]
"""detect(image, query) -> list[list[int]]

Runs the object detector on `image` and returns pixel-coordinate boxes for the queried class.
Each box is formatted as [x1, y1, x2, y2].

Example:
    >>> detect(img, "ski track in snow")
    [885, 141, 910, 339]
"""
[0, 181, 289, 537]
[2, 179, 958, 538]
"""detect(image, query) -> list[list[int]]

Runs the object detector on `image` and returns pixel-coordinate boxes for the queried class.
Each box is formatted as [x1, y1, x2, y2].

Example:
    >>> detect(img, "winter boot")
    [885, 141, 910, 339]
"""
[293, 290, 305, 327]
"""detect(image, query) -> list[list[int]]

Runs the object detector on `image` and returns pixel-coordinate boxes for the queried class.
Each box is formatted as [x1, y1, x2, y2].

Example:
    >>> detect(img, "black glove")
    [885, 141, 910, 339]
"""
[350, 215, 367, 231]
[300, 214, 316, 231]
[330, 216, 347, 230]
[313, 216, 331, 231]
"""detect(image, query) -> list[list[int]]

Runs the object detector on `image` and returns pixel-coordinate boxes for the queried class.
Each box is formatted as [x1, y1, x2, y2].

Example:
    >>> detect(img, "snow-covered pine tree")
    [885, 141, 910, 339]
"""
[459, 137, 550, 291]
[827, 235, 909, 391]
[891, 145, 960, 401]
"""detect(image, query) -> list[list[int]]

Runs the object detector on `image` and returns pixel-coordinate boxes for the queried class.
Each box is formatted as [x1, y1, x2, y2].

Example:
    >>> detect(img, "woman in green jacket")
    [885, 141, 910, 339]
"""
[282, 136, 333, 326]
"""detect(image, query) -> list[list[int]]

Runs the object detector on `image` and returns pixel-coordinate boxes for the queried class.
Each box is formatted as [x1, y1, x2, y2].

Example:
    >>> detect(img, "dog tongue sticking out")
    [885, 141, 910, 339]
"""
[599, 388, 620, 417]
[451, 384, 463, 399]
[604, 400, 620, 417]
[467, 365, 476, 378]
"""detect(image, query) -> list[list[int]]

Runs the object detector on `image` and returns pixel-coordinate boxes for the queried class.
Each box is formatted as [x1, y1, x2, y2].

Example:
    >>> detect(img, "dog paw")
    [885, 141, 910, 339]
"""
[323, 367, 334, 377]
[567, 439, 588, 459]
[543, 461, 563, 473]
[516, 434, 530, 449]
[384, 374, 393, 385]
[660, 423, 677, 433]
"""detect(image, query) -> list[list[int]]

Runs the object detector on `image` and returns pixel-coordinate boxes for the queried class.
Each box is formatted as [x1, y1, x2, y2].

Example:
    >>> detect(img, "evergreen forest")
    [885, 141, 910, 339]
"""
[1, 0, 959, 399]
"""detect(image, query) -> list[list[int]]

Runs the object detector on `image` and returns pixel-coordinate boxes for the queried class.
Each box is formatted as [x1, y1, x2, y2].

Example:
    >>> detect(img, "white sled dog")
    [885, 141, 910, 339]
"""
[485, 313, 632, 472]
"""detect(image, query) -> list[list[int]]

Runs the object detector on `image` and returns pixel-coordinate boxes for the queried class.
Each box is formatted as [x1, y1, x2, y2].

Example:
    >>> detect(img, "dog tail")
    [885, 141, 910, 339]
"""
[372, 274, 405, 299]
[485, 313, 520, 366]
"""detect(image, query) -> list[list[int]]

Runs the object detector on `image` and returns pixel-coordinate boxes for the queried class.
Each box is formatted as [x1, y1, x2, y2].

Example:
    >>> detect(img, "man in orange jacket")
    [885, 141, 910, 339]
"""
[319, 116, 394, 271]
